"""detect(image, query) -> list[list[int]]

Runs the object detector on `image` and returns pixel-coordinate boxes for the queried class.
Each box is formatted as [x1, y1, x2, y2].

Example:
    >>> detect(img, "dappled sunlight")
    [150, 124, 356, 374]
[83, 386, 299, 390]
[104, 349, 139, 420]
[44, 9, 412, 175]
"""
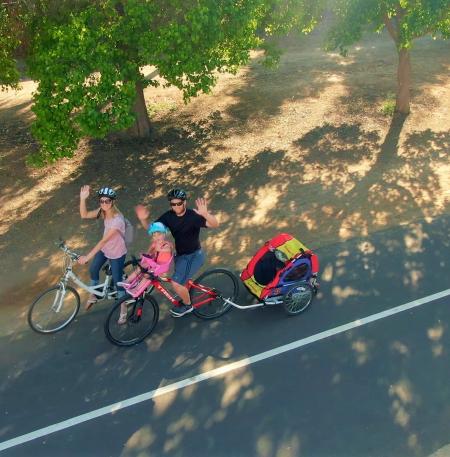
[275, 434, 301, 457]
[220, 341, 234, 358]
[428, 323, 444, 341]
[402, 264, 423, 288]
[204, 408, 227, 428]
[339, 212, 368, 239]
[332, 285, 362, 305]
[427, 322, 445, 357]
[123, 425, 156, 456]
[173, 353, 204, 370]
[331, 372, 342, 385]
[164, 413, 197, 453]
[403, 224, 428, 253]
[390, 341, 410, 357]
[432, 163, 450, 211]
[357, 240, 376, 255]
[427, 443, 450, 457]
[255, 433, 301, 457]
[257, 434, 275, 457]
[321, 263, 334, 282]
[327, 52, 356, 66]
[389, 379, 415, 428]
[145, 323, 174, 352]
[153, 390, 178, 417]
[240, 185, 282, 226]
[298, 210, 318, 232]
[258, 434, 301, 457]
[94, 351, 113, 366]
[221, 369, 254, 408]
[0, 156, 85, 237]
[351, 338, 372, 365]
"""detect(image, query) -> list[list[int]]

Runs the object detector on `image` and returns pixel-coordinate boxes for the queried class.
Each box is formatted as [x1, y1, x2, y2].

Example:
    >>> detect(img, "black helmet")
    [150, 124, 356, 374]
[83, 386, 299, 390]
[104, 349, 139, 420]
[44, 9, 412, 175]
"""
[167, 188, 187, 201]
[97, 187, 117, 199]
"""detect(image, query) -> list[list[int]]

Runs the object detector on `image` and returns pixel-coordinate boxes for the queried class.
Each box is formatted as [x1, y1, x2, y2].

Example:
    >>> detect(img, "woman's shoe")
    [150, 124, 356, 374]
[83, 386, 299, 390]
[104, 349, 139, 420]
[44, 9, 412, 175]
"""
[85, 294, 98, 311]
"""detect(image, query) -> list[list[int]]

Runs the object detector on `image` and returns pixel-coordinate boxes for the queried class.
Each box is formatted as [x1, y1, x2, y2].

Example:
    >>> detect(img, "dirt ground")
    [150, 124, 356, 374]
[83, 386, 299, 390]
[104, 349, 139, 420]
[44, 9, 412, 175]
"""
[1, 27, 449, 335]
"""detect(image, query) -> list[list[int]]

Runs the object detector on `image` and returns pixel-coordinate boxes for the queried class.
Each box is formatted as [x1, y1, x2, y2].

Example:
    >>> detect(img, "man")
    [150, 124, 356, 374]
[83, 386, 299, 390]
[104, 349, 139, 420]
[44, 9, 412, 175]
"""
[135, 188, 219, 317]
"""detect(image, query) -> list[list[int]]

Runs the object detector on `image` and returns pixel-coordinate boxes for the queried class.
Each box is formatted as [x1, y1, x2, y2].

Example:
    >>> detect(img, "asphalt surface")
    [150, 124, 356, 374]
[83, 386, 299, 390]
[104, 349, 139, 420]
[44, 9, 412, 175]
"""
[1, 215, 450, 457]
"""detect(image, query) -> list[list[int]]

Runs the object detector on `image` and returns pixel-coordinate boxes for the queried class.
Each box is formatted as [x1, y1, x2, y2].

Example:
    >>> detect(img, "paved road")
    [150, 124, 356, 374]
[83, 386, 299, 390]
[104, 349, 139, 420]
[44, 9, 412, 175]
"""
[1, 215, 449, 456]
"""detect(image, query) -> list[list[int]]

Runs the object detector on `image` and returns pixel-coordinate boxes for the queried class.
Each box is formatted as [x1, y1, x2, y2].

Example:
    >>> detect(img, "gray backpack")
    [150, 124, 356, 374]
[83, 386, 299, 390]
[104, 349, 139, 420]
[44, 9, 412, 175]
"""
[123, 217, 134, 247]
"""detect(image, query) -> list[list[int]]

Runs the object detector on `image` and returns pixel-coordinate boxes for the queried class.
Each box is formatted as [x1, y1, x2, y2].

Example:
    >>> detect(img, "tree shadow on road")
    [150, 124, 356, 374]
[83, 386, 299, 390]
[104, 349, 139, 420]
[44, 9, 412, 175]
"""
[1, 216, 450, 457]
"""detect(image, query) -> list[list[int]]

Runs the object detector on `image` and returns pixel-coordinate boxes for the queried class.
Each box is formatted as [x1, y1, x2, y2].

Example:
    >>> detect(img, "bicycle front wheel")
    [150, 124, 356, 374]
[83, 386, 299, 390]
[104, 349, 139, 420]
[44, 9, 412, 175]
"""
[104, 294, 159, 346]
[191, 268, 239, 320]
[28, 285, 80, 334]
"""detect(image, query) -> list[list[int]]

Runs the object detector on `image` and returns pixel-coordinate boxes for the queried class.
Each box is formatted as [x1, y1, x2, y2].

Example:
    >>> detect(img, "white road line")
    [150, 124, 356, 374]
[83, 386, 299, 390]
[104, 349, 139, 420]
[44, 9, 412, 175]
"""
[1, 288, 450, 452]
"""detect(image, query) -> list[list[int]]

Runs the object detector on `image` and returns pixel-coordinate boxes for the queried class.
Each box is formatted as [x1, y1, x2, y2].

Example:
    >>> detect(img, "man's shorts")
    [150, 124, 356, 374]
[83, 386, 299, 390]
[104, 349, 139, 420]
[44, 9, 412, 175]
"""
[172, 249, 206, 285]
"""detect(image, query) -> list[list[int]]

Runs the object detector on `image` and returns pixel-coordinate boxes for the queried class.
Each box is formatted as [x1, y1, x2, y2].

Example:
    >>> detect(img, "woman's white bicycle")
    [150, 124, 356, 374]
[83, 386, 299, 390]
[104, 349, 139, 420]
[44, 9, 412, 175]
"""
[28, 240, 133, 334]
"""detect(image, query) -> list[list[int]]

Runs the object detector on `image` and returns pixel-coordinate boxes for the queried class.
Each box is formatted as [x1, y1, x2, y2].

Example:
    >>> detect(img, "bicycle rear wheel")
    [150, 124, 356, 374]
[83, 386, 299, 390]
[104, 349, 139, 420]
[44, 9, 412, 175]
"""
[104, 294, 159, 346]
[283, 282, 313, 316]
[28, 285, 80, 334]
[191, 268, 239, 319]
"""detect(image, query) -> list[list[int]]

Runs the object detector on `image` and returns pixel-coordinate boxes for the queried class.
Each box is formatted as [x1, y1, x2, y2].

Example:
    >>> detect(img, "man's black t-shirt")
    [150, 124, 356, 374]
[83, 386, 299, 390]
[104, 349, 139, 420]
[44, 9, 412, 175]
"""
[157, 209, 207, 255]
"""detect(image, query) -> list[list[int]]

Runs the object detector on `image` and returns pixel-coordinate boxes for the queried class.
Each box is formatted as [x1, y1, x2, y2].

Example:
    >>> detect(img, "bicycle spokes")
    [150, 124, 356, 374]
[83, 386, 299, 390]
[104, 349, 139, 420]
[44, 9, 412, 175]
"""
[104, 295, 159, 346]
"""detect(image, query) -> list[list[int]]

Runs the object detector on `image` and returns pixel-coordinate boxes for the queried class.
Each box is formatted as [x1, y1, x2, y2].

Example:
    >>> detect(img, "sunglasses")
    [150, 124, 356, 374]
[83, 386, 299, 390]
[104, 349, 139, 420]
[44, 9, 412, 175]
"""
[170, 201, 184, 207]
[99, 198, 112, 204]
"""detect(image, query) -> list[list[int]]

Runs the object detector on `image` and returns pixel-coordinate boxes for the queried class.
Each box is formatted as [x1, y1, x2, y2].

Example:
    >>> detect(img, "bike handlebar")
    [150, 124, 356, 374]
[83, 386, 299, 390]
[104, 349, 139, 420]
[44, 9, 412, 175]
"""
[55, 239, 80, 261]
[130, 254, 157, 279]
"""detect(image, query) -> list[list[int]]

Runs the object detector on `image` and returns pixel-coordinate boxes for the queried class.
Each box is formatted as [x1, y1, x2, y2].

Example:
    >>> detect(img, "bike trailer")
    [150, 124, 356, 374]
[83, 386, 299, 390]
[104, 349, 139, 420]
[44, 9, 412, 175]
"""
[240, 233, 319, 300]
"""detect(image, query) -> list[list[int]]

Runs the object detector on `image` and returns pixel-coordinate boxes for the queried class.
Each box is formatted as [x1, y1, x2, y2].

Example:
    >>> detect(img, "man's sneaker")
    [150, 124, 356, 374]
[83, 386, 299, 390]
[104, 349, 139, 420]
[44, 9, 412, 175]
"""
[170, 303, 193, 317]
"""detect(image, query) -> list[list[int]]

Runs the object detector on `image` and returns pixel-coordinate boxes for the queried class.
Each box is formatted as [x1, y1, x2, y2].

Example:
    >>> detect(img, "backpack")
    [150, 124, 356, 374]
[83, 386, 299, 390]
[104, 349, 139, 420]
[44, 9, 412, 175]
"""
[123, 217, 134, 246]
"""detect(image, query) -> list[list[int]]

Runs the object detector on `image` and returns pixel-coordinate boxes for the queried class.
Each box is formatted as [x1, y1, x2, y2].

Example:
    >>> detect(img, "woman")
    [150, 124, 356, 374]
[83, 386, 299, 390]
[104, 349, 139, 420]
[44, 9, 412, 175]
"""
[78, 185, 127, 309]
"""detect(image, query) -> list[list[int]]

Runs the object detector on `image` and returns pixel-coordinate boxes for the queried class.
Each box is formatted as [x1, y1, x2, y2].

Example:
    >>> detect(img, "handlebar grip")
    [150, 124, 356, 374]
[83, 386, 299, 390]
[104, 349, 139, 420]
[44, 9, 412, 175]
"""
[138, 265, 156, 279]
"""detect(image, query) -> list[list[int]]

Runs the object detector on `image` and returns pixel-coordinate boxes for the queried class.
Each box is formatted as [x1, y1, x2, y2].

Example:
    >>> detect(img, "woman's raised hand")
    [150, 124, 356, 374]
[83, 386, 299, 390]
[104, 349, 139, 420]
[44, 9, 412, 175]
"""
[80, 185, 90, 200]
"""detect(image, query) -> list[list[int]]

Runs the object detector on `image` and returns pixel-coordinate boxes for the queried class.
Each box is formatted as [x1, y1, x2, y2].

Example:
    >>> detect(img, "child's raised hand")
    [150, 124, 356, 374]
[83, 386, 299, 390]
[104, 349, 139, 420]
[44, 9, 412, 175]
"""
[135, 204, 149, 221]
[80, 185, 90, 200]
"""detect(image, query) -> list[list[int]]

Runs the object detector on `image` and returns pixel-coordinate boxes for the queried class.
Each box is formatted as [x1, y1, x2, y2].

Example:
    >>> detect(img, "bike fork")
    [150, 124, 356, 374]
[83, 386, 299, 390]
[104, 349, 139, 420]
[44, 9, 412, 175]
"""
[52, 282, 67, 312]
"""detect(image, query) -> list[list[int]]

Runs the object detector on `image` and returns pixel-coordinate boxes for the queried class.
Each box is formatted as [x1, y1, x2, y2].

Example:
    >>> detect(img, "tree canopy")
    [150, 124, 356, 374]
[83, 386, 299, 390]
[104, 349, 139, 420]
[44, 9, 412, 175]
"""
[326, 0, 450, 53]
[1, 0, 324, 165]
[324, 0, 450, 113]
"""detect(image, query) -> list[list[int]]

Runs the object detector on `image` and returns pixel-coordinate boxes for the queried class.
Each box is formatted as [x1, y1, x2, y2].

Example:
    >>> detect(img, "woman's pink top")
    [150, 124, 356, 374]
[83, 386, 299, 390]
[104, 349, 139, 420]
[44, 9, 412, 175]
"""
[101, 215, 127, 259]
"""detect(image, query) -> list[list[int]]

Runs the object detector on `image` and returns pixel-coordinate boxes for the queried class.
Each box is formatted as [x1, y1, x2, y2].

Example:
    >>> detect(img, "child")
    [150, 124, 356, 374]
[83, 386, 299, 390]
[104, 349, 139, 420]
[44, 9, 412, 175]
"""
[117, 222, 173, 324]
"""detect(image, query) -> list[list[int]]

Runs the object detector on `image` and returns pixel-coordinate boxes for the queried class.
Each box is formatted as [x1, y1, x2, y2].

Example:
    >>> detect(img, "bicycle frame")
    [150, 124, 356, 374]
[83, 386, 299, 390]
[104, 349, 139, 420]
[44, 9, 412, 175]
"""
[141, 276, 218, 308]
[59, 255, 116, 300]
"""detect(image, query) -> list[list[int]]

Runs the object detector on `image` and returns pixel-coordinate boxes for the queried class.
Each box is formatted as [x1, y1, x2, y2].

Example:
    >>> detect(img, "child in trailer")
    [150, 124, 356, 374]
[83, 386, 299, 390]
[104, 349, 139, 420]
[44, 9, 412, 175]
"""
[117, 222, 174, 324]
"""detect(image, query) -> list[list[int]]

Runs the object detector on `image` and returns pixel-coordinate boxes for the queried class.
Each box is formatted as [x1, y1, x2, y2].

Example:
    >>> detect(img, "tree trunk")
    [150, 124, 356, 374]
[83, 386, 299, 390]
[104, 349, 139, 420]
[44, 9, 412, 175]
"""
[396, 48, 411, 114]
[128, 81, 151, 137]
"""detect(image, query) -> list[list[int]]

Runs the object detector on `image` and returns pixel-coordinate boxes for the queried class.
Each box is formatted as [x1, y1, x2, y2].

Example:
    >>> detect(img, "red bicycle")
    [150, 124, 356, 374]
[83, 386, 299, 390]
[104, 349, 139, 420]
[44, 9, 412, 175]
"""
[104, 258, 239, 346]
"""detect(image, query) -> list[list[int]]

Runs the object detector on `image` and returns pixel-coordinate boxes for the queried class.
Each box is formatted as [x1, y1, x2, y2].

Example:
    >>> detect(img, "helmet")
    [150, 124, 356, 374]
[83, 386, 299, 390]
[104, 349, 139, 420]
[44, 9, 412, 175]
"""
[167, 188, 187, 201]
[148, 221, 169, 235]
[97, 187, 117, 199]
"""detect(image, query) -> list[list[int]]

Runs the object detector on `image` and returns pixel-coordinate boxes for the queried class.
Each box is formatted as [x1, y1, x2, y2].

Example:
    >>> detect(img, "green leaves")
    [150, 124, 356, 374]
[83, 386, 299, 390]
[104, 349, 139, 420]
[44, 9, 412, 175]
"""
[4, 0, 324, 164]
[0, 4, 21, 89]
[325, 0, 450, 53]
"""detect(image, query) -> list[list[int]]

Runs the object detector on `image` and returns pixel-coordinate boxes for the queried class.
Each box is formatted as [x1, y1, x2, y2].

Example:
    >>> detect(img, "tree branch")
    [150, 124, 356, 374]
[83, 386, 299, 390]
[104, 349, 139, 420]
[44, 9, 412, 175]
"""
[384, 13, 398, 43]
